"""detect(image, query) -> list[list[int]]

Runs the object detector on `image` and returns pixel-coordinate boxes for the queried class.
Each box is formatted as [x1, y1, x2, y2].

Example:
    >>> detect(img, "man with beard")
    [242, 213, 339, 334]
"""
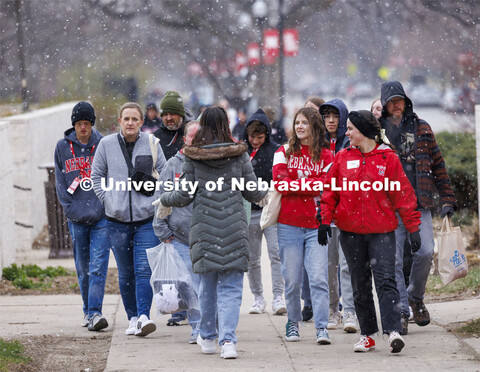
[379, 81, 457, 335]
[154, 91, 193, 160]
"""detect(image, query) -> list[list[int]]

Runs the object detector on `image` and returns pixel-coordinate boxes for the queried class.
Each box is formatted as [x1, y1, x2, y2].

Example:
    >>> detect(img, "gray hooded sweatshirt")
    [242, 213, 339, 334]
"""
[91, 131, 166, 223]
[152, 151, 192, 244]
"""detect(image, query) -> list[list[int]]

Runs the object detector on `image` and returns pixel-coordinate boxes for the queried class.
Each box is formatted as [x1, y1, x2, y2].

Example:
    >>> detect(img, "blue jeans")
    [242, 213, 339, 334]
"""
[171, 239, 200, 335]
[340, 231, 401, 335]
[301, 268, 312, 307]
[198, 270, 244, 345]
[68, 218, 110, 318]
[395, 209, 434, 314]
[277, 224, 329, 330]
[302, 226, 355, 314]
[108, 219, 159, 320]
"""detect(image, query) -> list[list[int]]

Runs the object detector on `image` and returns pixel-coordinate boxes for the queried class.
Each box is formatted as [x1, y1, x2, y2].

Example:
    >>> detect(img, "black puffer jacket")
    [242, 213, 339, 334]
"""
[160, 143, 267, 273]
[243, 108, 279, 211]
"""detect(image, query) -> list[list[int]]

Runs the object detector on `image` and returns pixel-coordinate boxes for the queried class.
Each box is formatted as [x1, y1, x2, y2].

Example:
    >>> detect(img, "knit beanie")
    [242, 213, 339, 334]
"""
[71, 101, 96, 126]
[348, 110, 379, 140]
[160, 91, 185, 117]
[146, 102, 158, 111]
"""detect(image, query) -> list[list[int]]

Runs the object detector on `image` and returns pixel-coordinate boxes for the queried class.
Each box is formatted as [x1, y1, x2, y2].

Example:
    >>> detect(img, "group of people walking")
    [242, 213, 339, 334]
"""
[54, 80, 456, 359]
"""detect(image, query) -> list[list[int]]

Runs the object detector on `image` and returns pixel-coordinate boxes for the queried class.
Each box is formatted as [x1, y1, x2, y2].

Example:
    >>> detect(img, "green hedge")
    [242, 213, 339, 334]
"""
[436, 131, 477, 213]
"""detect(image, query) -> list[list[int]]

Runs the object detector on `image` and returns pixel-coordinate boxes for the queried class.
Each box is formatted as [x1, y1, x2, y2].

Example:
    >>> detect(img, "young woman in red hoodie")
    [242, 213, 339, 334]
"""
[272, 107, 333, 344]
[319, 110, 421, 354]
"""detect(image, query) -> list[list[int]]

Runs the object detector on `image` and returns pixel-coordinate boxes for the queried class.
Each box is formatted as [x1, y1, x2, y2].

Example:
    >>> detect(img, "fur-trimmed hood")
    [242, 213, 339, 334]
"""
[184, 143, 247, 167]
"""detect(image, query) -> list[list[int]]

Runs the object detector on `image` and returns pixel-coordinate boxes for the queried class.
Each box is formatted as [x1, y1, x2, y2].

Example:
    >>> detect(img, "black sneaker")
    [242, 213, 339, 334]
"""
[167, 312, 188, 326]
[400, 312, 409, 335]
[408, 299, 430, 326]
[88, 314, 108, 331]
[302, 306, 313, 322]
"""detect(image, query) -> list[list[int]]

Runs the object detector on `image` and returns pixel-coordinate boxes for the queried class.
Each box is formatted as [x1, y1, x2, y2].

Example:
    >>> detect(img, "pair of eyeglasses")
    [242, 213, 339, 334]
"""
[323, 114, 339, 120]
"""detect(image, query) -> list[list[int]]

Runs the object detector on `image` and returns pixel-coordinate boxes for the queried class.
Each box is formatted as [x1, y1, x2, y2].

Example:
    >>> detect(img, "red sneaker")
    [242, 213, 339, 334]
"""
[354, 335, 375, 352]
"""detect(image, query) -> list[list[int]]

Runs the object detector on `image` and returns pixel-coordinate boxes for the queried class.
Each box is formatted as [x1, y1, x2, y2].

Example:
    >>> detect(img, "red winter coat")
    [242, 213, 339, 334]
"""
[320, 144, 421, 234]
[273, 144, 333, 229]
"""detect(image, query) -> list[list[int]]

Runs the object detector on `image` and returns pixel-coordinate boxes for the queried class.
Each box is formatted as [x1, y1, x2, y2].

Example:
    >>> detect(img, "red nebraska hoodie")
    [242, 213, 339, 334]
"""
[272, 144, 333, 229]
[320, 144, 421, 234]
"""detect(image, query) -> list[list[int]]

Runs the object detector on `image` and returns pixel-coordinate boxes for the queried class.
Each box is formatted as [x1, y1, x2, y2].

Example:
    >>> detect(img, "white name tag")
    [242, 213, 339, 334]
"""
[347, 160, 360, 169]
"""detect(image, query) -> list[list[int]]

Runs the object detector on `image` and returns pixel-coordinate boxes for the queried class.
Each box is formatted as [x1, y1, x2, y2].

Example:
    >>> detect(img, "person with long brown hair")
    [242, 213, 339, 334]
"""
[272, 107, 334, 344]
[155, 106, 268, 359]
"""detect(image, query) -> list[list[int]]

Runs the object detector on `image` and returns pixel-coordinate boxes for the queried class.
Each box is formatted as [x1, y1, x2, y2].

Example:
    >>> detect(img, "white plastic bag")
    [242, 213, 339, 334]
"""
[146, 242, 199, 315]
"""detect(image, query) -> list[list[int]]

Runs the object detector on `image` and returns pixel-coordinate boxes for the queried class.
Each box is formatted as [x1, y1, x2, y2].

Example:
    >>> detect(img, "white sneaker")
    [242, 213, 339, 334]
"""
[327, 309, 342, 330]
[343, 312, 358, 333]
[135, 315, 156, 337]
[81, 314, 89, 327]
[248, 296, 266, 314]
[388, 331, 405, 353]
[125, 317, 138, 335]
[409, 306, 414, 322]
[221, 341, 238, 359]
[197, 335, 216, 354]
[272, 296, 287, 315]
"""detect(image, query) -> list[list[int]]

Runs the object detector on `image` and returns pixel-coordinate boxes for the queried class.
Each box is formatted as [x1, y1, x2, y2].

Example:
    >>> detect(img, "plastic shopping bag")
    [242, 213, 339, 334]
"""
[437, 217, 468, 285]
[146, 242, 199, 315]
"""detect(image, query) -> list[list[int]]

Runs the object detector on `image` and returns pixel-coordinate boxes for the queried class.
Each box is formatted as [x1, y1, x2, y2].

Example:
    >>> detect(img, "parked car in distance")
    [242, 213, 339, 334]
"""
[408, 84, 443, 107]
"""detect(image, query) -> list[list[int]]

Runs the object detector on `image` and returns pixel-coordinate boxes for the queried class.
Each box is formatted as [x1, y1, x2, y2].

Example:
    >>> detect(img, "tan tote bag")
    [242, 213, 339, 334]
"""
[437, 217, 468, 285]
[260, 189, 282, 230]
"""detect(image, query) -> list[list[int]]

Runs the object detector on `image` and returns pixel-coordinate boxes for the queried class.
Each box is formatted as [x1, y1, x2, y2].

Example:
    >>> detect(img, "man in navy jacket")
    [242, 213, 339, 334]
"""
[54, 101, 109, 332]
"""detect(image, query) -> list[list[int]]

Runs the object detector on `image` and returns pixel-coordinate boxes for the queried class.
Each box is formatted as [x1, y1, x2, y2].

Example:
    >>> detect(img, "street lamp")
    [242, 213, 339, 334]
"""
[252, 0, 268, 107]
[252, 0, 268, 21]
[252, 0, 285, 124]
[278, 0, 285, 128]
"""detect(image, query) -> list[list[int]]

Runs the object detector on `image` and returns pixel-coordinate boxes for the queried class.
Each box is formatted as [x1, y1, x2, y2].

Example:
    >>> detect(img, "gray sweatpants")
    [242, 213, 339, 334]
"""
[247, 210, 285, 298]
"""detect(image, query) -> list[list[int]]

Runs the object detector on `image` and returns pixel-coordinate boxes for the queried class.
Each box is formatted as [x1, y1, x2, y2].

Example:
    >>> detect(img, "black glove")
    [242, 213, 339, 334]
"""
[318, 224, 332, 246]
[316, 201, 322, 224]
[440, 205, 454, 219]
[410, 230, 421, 253]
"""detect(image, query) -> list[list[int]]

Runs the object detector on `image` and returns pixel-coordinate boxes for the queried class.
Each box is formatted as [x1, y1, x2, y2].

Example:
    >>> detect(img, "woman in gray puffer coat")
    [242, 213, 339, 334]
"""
[157, 107, 268, 359]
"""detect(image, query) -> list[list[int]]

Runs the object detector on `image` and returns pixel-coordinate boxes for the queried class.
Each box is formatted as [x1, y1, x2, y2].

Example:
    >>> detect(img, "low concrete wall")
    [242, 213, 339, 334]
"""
[0, 122, 14, 275]
[0, 102, 75, 274]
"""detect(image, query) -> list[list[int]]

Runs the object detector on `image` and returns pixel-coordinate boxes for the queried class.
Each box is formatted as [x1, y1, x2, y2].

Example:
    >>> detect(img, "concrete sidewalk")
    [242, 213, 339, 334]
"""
[2, 248, 480, 371]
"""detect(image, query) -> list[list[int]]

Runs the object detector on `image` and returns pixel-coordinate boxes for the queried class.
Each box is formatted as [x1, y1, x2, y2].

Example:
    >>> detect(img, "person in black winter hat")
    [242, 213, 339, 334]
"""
[141, 103, 162, 134]
[56, 101, 109, 332]
[71, 101, 96, 126]
[243, 108, 287, 316]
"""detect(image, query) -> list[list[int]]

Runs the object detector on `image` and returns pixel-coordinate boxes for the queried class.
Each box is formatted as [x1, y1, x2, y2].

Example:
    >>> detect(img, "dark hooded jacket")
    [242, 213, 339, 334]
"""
[319, 99, 350, 154]
[141, 116, 162, 134]
[54, 127, 105, 224]
[160, 143, 267, 274]
[153, 108, 194, 160]
[379, 81, 457, 210]
[243, 109, 280, 211]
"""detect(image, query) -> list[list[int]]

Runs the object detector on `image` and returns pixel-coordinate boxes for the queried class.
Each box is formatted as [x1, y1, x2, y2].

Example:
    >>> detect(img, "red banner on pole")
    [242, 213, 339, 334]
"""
[247, 43, 260, 66]
[283, 28, 299, 57]
[263, 29, 279, 65]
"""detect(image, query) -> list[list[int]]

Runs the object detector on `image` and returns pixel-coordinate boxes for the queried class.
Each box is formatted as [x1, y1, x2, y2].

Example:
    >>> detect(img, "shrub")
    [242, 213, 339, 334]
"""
[436, 131, 477, 212]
